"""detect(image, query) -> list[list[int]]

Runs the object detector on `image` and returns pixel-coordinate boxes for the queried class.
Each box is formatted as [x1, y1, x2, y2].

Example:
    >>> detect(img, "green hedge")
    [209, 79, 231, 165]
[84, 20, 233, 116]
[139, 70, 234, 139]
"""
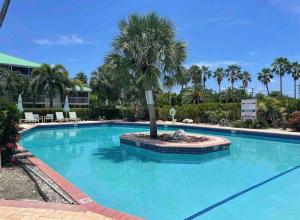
[23, 107, 124, 120]
[158, 103, 240, 123]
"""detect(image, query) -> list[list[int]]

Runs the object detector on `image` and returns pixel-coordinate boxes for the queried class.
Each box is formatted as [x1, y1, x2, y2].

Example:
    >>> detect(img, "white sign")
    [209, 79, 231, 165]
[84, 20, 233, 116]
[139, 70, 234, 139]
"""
[241, 99, 257, 120]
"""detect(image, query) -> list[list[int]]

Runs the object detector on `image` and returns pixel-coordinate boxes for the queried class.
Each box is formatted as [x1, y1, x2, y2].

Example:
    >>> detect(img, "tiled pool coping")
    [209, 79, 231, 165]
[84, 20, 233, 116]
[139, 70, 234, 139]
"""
[18, 121, 300, 219]
[17, 144, 142, 220]
[120, 132, 230, 154]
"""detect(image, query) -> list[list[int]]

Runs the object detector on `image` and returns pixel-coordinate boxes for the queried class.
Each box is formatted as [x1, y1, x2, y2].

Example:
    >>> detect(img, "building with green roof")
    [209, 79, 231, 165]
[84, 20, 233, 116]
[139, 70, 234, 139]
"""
[1, 52, 91, 107]
[0, 52, 41, 75]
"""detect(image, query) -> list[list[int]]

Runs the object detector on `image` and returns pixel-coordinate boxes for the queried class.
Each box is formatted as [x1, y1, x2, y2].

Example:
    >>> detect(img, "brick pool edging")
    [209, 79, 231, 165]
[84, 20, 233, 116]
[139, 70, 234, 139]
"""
[17, 144, 143, 220]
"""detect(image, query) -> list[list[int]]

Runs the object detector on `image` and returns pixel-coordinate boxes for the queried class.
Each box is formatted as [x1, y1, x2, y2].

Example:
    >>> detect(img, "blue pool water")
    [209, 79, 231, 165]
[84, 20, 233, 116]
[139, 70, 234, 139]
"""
[20, 124, 300, 220]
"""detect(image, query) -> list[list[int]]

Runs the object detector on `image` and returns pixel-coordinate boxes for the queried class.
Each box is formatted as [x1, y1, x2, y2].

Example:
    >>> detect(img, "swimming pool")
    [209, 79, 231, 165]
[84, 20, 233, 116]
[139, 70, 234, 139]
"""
[20, 124, 300, 220]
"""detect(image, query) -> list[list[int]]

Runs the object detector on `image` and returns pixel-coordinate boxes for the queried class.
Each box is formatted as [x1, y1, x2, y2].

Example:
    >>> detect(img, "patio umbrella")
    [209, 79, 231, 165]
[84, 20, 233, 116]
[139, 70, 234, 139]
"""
[16, 94, 23, 113]
[63, 96, 70, 117]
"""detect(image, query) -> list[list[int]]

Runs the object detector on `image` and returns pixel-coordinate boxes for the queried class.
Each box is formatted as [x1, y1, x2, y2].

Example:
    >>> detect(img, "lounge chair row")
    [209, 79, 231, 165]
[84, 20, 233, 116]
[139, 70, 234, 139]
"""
[21, 112, 81, 123]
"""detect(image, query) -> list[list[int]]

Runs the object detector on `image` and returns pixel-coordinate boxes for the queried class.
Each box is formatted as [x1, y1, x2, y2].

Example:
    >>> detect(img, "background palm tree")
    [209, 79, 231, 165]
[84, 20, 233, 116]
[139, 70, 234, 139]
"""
[105, 13, 186, 138]
[31, 64, 71, 108]
[0, 0, 10, 29]
[240, 71, 251, 91]
[163, 75, 175, 106]
[213, 67, 225, 94]
[258, 68, 273, 95]
[74, 71, 88, 85]
[188, 65, 202, 87]
[271, 57, 290, 96]
[226, 65, 241, 89]
[201, 65, 211, 89]
[181, 85, 203, 104]
[175, 66, 190, 91]
[290, 62, 300, 98]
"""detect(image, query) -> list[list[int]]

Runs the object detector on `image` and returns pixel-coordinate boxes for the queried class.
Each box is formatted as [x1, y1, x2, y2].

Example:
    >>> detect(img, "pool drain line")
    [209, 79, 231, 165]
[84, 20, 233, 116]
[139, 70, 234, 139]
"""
[19, 162, 75, 204]
[184, 165, 300, 220]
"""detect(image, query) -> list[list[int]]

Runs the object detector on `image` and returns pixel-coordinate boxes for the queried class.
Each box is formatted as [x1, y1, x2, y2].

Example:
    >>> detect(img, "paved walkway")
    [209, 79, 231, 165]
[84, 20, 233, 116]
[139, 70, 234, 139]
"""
[0, 205, 111, 220]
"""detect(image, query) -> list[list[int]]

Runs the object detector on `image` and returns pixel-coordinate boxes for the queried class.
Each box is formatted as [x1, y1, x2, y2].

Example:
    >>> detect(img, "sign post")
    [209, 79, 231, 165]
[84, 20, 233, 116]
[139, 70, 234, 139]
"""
[241, 99, 257, 120]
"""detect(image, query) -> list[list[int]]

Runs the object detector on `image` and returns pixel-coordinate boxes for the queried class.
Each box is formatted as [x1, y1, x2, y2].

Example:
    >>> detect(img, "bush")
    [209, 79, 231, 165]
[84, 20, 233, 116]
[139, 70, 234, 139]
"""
[231, 119, 269, 129]
[0, 99, 20, 165]
[289, 111, 300, 131]
[158, 103, 240, 123]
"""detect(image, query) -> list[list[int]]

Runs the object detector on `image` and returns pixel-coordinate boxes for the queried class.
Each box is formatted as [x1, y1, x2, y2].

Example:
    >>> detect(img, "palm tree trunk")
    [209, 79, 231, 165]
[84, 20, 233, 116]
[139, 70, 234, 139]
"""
[294, 79, 297, 99]
[218, 83, 221, 94]
[280, 75, 283, 96]
[49, 88, 53, 108]
[145, 90, 157, 138]
[231, 81, 234, 90]
[203, 80, 206, 89]
[266, 84, 270, 95]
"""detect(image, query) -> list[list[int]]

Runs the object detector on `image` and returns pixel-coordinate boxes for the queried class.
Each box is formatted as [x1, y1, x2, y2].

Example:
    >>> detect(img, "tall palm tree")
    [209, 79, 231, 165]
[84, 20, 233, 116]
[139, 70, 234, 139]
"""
[201, 65, 211, 89]
[213, 67, 225, 94]
[175, 66, 190, 91]
[226, 65, 241, 89]
[105, 13, 186, 138]
[290, 62, 300, 99]
[163, 75, 175, 106]
[31, 64, 71, 108]
[240, 71, 251, 91]
[0, 0, 10, 29]
[271, 57, 290, 96]
[74, 71, 88, 85]
[258, 68, 273, 95]
[188, 65, 202, 87]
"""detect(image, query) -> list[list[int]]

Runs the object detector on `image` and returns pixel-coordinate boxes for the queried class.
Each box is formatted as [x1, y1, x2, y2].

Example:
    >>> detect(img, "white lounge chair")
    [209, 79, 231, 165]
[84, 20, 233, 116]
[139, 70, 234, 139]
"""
[182, 118, 194, 124]
[55, 112, 67, 122]
[69, 112, 81, 122]
[22, 112, 39, 123]
[44, 114, 54, 123]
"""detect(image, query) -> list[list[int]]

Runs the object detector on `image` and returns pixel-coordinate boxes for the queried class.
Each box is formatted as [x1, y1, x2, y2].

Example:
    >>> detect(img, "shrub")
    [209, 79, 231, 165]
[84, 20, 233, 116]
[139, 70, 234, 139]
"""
[231, 119, 269, 129]
[158, 103, 240, 123]
[289, 111, 300, 131]
[0, 99, 20, 165]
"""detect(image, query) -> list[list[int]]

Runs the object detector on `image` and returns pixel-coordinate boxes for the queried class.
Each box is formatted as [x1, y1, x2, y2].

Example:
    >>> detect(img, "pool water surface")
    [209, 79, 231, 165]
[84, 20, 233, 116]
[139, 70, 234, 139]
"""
[20, 124, 300, 220]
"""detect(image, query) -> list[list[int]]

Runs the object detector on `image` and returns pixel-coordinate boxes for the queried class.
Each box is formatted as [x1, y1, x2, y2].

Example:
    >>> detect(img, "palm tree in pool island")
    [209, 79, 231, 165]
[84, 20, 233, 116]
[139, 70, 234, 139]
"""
[271, 57, 290, 96]
[258, 68, 273, 95]
[290, 62, 300, 98]
[106, 13, 186, 138]
[226, 65, 241, 89]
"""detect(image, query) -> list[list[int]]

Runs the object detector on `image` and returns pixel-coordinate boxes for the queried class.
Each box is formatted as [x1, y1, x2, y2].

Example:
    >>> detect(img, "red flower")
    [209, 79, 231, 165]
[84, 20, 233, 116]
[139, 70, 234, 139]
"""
[6, 143, 14, 149]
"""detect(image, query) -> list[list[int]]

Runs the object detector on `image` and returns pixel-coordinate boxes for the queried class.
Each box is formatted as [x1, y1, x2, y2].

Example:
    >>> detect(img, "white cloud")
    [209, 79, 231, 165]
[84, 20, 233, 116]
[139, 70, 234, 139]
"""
[33, 34, 88, 46]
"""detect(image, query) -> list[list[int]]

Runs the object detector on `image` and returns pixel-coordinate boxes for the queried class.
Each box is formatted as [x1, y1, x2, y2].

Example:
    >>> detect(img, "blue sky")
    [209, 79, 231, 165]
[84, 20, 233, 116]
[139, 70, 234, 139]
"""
[1, 0, 300, 95]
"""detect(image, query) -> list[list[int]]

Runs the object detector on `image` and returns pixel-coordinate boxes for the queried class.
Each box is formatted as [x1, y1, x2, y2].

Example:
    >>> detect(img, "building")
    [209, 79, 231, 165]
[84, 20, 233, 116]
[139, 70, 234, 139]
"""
[0, 52, 91, 107]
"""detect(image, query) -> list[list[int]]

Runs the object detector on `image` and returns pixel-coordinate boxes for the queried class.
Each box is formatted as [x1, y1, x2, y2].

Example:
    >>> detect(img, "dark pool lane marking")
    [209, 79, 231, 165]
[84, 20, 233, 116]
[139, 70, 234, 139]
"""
[184, 165, 300, 220]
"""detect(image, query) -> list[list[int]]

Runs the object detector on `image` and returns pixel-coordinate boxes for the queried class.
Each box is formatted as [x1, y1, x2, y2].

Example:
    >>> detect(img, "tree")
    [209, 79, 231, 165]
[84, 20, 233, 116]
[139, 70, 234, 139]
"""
[163, 75, 175, 106]
[226, 65, 241, 89]
[271, 57, 290, 96]
[105, 13, 186, 138]
[258, 68, 273, 95]
[0, 0, 10, 29]
[188, 65, 202, 87]
[201, 65, 211, 89]
[290, 62, 300, 99]
[181, 85, 203, 104]
[74, 71, 88, 85]
[175, 66, 190, 91]
[240, 71, 251, 90]
[31, 64, 71, 108]
[213, 67, 225, 94]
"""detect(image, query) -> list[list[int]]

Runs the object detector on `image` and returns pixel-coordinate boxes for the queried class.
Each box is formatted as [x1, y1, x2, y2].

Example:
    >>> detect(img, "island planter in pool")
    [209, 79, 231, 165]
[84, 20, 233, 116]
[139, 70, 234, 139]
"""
[119, 132, 231, 155]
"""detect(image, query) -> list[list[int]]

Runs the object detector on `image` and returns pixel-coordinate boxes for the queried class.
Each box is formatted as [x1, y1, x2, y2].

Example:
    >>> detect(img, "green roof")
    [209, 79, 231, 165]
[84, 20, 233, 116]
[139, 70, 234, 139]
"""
[0, 52, 41, 68]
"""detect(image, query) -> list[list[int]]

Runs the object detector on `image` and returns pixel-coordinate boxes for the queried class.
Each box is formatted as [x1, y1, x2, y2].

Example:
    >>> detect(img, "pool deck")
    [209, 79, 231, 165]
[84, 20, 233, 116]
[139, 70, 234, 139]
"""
[12, 120, 300, 220]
